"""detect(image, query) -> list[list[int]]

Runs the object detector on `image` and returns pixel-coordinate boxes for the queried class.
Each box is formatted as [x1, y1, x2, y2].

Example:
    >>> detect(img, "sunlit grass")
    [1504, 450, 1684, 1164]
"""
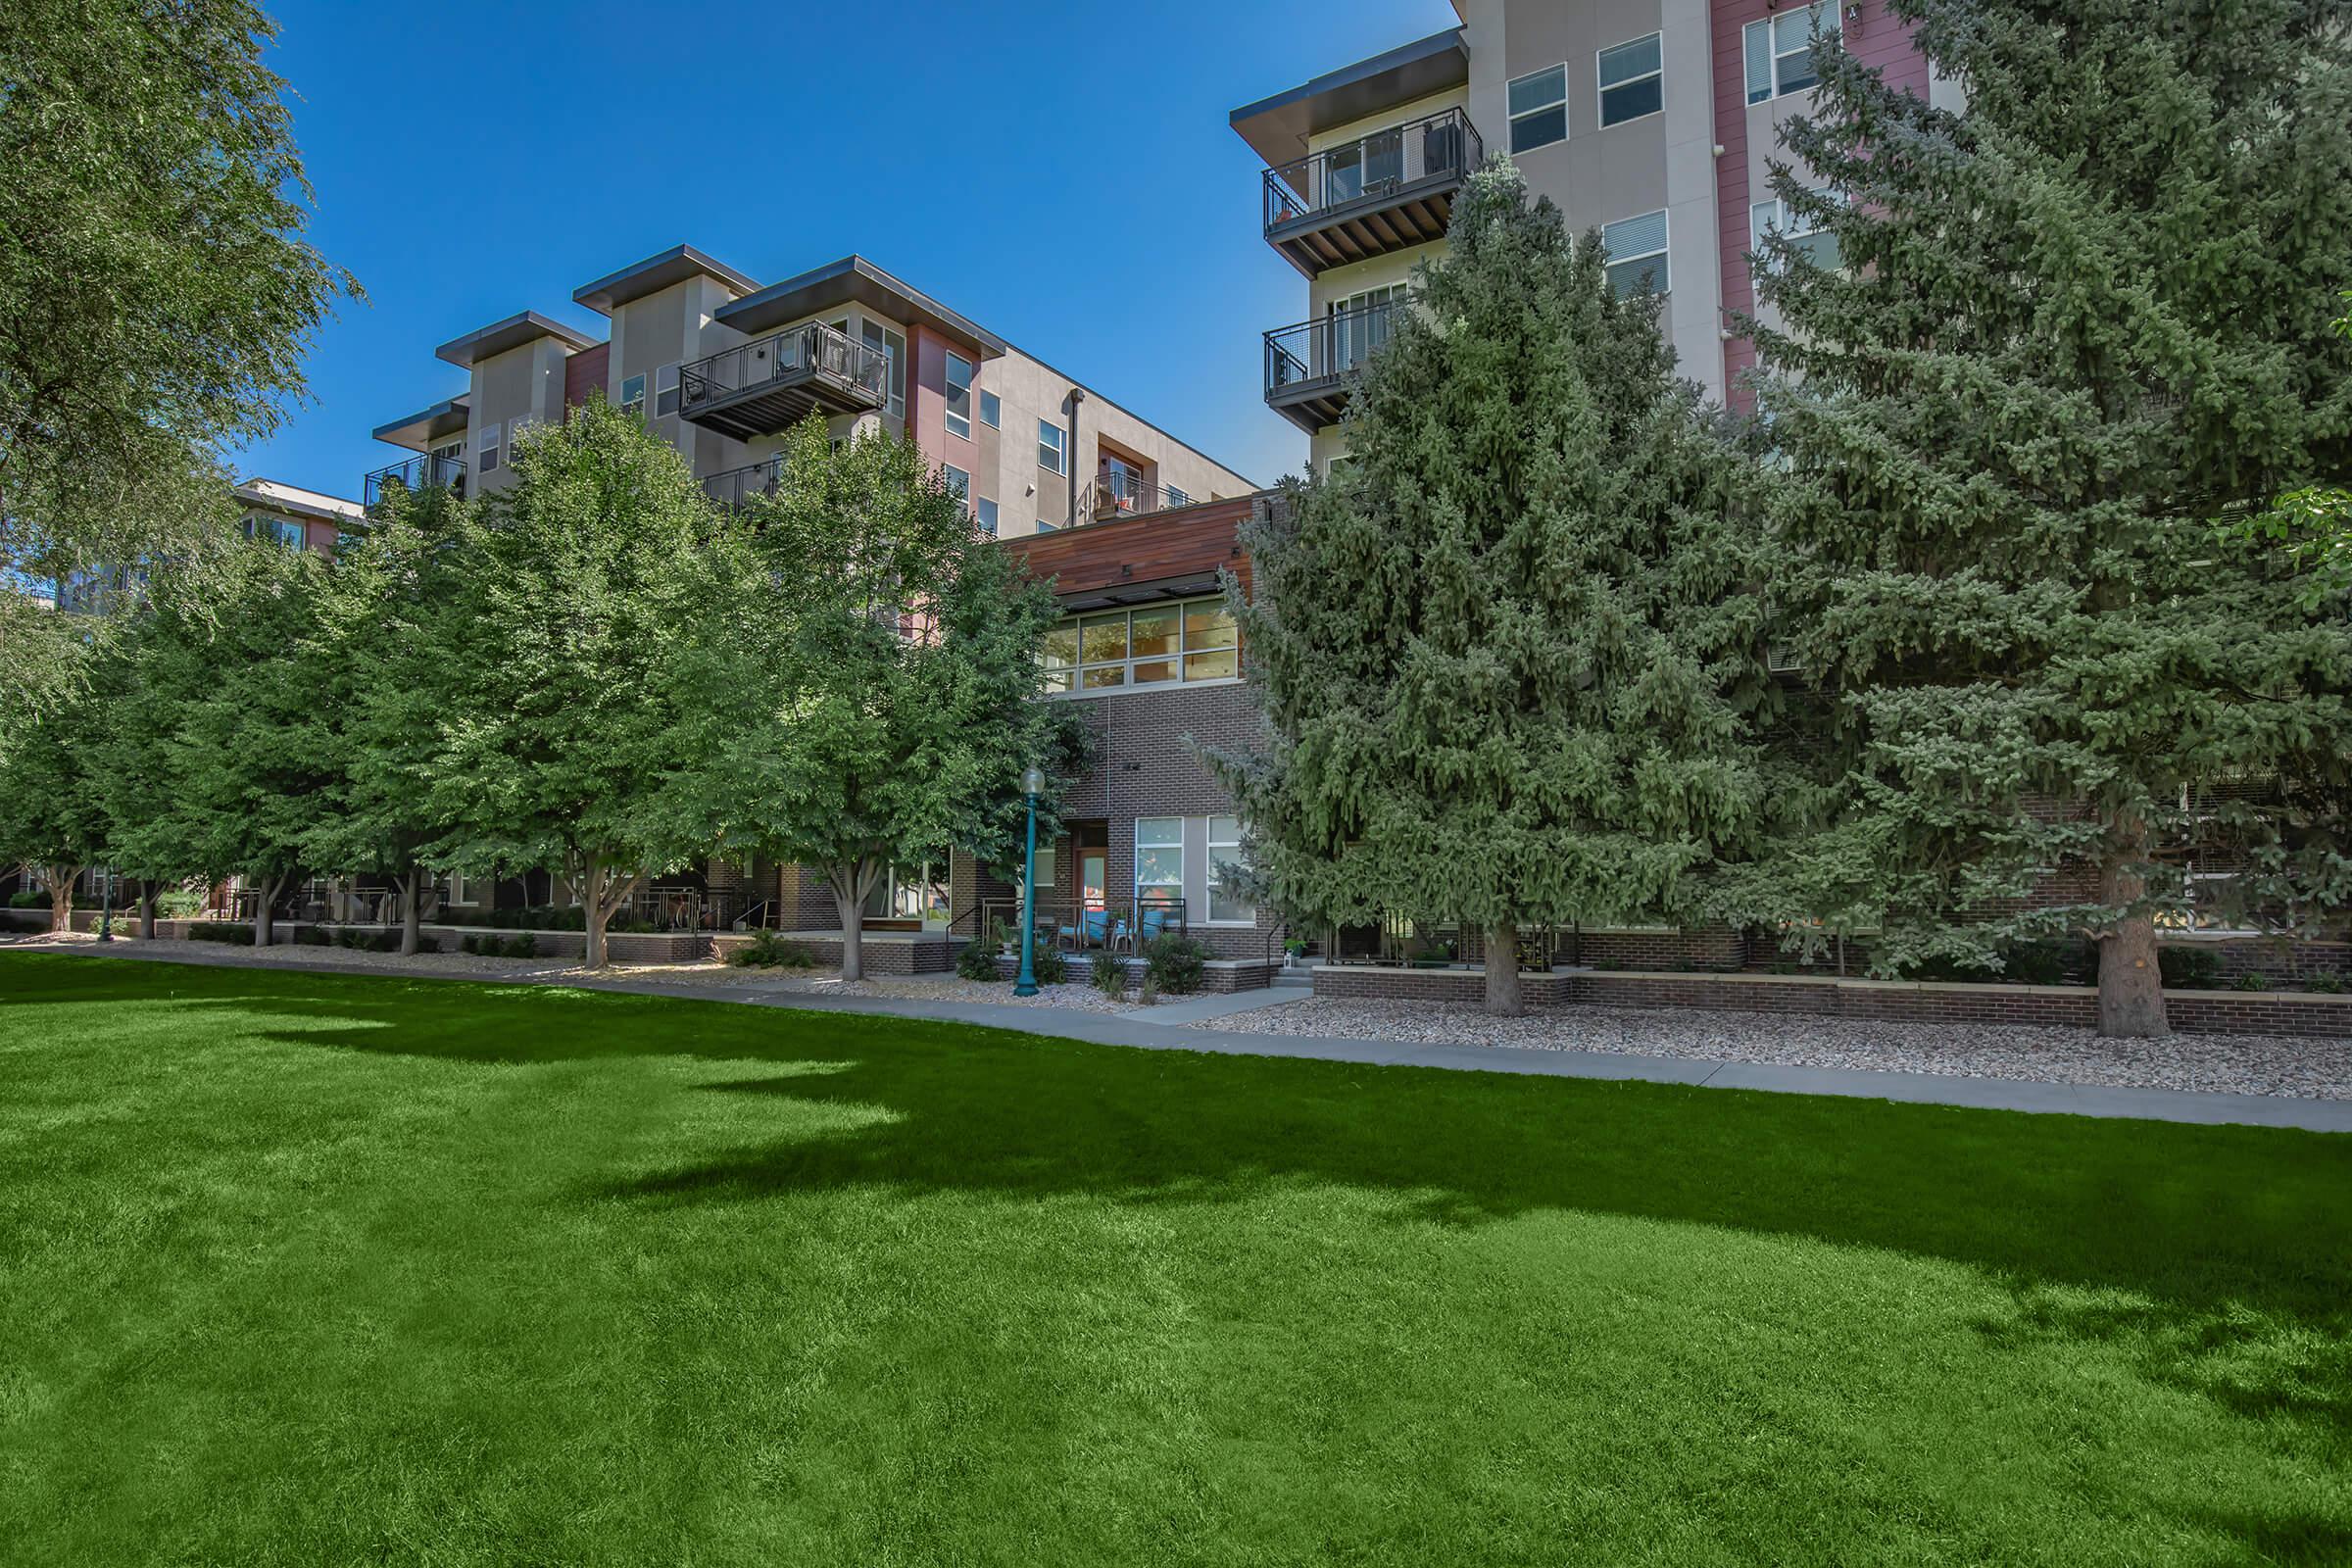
[1, 952, 2346, 1566]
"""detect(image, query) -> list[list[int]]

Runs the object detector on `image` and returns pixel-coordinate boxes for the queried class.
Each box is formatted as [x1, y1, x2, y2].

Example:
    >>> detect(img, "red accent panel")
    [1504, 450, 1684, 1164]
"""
[1001, 497, 1257, 601]
[564, 342, 610, 409]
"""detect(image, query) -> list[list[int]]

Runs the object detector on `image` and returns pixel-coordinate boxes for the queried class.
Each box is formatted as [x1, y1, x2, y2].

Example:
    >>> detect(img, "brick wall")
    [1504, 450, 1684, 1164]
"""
[989, 952, 1278, 993]
[711, 932, 955, 975]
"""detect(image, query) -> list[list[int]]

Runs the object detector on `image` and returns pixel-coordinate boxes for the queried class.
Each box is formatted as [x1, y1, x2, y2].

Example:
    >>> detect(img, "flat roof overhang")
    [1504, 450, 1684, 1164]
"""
[1229, 27, 1470, 168]
[369, 394, 471, 450]
[1265, 375, 1350, 435]
[572, 243, 760, 316]
[1054, 568, 1226, 613]
[435, 310, 601, 368]
[714, 256, 1007, 360]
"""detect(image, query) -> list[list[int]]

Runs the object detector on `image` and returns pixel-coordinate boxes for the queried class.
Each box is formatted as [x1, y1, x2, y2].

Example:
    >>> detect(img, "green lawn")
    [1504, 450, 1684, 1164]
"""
[1, 953, 2346, 1566]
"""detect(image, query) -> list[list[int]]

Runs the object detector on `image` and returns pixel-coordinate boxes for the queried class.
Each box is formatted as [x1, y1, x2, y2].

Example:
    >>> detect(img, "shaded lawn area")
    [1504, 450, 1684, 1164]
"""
[0, 953, 2347, 1567]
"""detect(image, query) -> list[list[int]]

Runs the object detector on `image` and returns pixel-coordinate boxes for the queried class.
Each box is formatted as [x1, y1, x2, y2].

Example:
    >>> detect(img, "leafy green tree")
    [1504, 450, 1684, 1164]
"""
[1750, 0, 2352, 1036]
[0, 0, 355, 589]
[680, 419, 1077, 982]
[1216, 159, 1778, 1016]
[85, 564, 221, 937]
[422, 397, 713, 968]
[0, 632, 108, 931]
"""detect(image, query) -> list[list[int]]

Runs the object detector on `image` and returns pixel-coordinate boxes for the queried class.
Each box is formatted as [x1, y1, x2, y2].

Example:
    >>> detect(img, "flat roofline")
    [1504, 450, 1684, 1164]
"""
[434, 310, 601, 368]
[714, 255, 1009, 358]
[1229, 26, 1469, 168]
[572, 243, 760, 316]
[369, 393, 471, 449]
[233, 477, 366, 524]
[1005, 343, 1259, 492]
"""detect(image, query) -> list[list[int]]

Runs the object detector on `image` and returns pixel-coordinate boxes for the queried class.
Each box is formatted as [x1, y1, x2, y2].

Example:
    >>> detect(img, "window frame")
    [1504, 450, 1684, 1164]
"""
[942, 463, 969, 501]
[1134, 818, 1186, 911]
[1041, 593, 1241, 697]
[975, 496, 1000, 534]
[1749, 189, 1842, 272]
[618, 373, 647, 419]
[979, 389, 1001, 428]
[477, 421, 503, 474]
[1602, 209, 1671, 296]
[654, 363, 680, 417]
[1744, 4, 1840, 104]
[1506, 64, 1569, 153]
[1595, 32, 1664, 127]
[1038, 417, 1066, 475]
[944, 352, 974, 440]
[1206, 815, 1252, 926]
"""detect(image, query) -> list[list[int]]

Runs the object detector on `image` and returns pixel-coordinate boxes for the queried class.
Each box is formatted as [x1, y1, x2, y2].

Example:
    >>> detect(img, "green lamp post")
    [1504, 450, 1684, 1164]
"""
[1014, 764, 1046, 996]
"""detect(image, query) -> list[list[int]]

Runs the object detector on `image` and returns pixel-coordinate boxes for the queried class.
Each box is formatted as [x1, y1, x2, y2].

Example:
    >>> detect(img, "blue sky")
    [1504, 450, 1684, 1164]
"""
[235, 0, 1454, 499]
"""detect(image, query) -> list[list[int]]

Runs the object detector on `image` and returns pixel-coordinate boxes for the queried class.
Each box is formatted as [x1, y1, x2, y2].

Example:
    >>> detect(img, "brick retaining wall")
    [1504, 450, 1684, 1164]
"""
[989, 953, 1278, 993]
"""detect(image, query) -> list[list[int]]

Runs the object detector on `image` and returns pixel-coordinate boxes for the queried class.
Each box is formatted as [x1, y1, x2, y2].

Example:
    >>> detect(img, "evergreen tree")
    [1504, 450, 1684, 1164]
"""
[1751, 0, 2352, 1035]
[1217, 159, 1777, 1016]
[422, 397, 714, 968]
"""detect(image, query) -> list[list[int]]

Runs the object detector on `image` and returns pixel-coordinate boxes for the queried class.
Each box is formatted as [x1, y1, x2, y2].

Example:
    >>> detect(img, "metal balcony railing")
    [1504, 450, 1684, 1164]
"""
[703, 457, 784, 510]
[676, 320, 889, 437]
[1263, 298, 1403, 398]
[1071, 468, 1201, 526]
[1262, 108, 1482, 233]
[363, 453, 467, 510]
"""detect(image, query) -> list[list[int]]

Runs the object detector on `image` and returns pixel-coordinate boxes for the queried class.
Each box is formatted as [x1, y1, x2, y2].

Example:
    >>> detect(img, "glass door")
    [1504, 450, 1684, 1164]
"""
[1081, 851, 1107, 914]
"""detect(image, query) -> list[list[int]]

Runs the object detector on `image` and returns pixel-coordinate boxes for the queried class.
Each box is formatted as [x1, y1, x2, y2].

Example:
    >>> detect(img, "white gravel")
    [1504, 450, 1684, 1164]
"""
[1199, 998, 2352, 1102]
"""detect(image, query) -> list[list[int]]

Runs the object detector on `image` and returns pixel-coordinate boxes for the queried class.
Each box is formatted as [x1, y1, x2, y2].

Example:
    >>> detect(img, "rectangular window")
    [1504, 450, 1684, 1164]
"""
[1602, 210, 1670, 296]
[1207, 815, 1252, 924]
[477, 421, 502, 473]
[979, 389, 1001, 428]
[1135, 819, 1185, 911]
[942, 463, 969, 501]
[1751, 190, 1842, 271]
[975, 497, 999, 534]
[1041, 594, 1243, 695]
[1165, 483, 1191, 508]
[619, 373, 646, 418]
[945, 352, 974, 439]
[1597, 33, 1663, 126]
[1129, 604, 1180, 684]
[1039, 418, 1066, 474]
[1746, 5, 1839, 103]
[655, 363, 680, 417]
[1182, 600, 1239, 681]
[1507, 65, 1568, 153]
[860, 320, 906, 420]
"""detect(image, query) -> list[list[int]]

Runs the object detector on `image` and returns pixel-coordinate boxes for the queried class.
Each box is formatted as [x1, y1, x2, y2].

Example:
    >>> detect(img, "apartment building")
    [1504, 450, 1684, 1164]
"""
[1232, 0, 1951, 471]
[234, 478, 365, 555]
[367, 247, 1253, 539]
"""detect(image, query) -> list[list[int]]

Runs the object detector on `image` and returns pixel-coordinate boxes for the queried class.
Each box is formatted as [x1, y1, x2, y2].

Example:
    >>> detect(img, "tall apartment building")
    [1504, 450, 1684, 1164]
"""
[367, 248, 1252, 538]
[1232, 0, 1952, 472]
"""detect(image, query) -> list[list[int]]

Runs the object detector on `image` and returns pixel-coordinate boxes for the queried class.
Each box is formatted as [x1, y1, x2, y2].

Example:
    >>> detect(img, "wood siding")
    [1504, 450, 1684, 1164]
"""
[1002, 496, 1257, 603]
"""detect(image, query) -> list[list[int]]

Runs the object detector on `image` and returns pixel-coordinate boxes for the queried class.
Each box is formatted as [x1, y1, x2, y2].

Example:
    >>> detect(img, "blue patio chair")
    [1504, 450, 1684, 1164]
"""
[1137, 906, 1171, 946]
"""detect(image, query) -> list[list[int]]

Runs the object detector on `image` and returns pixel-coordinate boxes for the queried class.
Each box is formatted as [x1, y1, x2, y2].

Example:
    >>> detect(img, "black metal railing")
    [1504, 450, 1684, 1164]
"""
[974, 894, 1190, 955]
[1264, 298, 1403, 398]
[1070, 468, 1200, 526]
[703, 456, 784, 509]
[363, 453, 467, 509]
[1262, 108, 1481, 232]
[678, 321, 888, 417]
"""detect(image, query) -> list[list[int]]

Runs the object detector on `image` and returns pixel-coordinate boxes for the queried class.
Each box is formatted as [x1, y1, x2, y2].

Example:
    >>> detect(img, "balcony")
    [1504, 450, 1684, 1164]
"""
[1261, 109, 1480, 278]
[702, 457, 783, 510]
[363, 453, 466, 511]
[677, 321, 889, 441]
[1262, 299, 1399, 433]
[1071, 468, 1202, 527]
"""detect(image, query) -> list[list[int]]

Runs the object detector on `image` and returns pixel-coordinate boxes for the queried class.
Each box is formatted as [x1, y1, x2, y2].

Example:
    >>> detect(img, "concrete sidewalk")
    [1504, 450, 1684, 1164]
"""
[14, 941, 2350, 1134]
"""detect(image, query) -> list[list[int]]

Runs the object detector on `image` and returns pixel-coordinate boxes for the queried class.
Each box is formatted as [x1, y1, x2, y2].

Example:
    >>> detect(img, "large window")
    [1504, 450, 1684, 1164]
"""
[1750, 190, 1842, 271]
[1207, 815, 1252, 924]
[1744, 4, 1839, 104]
[1039, 417, 1066, 475]
[1041, 595, 1239, 694]
[1596, 33, 1663, 126]
[1135, 819, 1184, 909]
[1507, 66, 1568, 153]
[1602, 210, 1670, 296]
[945, 352, 974, 439]
[850, 319, 906, 421]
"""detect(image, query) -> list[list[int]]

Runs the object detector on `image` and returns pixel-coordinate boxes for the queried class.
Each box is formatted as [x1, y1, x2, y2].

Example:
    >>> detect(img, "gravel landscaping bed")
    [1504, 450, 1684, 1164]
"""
[1200, 998, 2352, 1101]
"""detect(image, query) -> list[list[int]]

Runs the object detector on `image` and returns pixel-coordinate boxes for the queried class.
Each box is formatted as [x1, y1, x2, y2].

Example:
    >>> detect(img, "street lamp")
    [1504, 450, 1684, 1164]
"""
[97, 865, 114, 943]
[1014, 764, 1047, 996]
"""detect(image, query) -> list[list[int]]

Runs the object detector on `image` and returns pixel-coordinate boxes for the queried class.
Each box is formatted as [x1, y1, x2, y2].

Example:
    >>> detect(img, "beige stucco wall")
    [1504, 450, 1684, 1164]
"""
[464, 337, 568, 494]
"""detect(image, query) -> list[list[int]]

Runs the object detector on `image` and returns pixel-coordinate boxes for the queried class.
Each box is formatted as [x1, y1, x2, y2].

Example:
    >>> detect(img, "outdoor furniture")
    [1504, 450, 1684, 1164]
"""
[1059, 908, 1113, 952]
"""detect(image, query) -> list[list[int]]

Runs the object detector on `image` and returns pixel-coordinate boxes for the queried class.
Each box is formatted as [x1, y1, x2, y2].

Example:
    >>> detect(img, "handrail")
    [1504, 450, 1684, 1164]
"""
[1070, 468, 1200, 526]
[1261, 107, 1481, 232]
[1263, 297, 1405, 396]
[703, 456, 784, 509]
[678, 320, 888, 416]
[364, 452, 467, 509]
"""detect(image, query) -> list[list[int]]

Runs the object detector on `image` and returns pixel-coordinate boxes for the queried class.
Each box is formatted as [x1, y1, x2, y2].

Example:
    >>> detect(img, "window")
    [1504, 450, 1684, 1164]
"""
[619, 373, 647, 418]
[1166, 483, 1191, 508]
[852, 320, 906, 421]
[655, 363, 680, 417]
[1507, 65, 1568, 153]
[1207, 815, 1252, 924]
[975, 497, 999, 534]
[1602, 210, 1670, 296]
[1597, 33, 1663, 125]
[1750, 190, 1842, 271]
[243, 513, 306, 549]
[945, 352, 974, 439]
[1040, 594, 1241, 694]
[1135, 819, 1185, 911]
[477, 421, 502, 474]
[1036, 517, 1057, 533]
[1039, 418, 1066, 474]
[942, 463, 969, 501]
[979, 389, 1001, 428]
[1331, 284, 1405, 371]
[1745, 4, 1839, 103]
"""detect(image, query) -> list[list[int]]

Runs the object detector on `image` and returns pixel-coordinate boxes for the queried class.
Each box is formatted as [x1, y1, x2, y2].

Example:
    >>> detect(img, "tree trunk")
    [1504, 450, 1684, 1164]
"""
[833, 886, 865, 981]
[137, 882, 156, 941]
[583, 858, 610, 969]
[2096, 838, 2170, 1039]
[399, 869, 421, 956]
[45, 863, 79, 935]
[252, 870, 286, 947]
[1485, 921, 1525, 1017]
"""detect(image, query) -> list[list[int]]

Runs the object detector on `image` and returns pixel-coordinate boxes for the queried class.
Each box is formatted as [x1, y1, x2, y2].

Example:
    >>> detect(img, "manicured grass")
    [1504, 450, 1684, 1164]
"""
[1, 953, 2347, 1566]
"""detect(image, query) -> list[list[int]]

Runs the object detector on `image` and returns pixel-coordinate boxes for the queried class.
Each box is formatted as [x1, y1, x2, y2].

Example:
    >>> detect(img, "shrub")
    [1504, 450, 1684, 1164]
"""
[729, 929, 815, 969]
[1143, 933, 1210, 996]
[2158, 947, 2222, 991]
[8, 890, 49, 908]
[187, 922, 255, 946]
[293, 925, 332, 946]
[156, 889, 204, 918]
[2304, 973, 2344, 994]
[462, 932, 541, 958]
[2002, 940, 2095, 988]
[1091, 953, 1130, 1000]
[1030, 949, 1068, 986]
[509, 932, 537, 959]
[955, 938, 1003, 981]
[2232, 970, 2271, 992]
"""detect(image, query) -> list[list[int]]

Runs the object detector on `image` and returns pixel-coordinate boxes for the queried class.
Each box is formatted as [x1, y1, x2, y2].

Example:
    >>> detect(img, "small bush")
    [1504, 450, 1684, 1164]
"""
[1091, 954, 1130, 1000]
[729, 929, 815, 969]
[955, 939, 1003, 981]
[2232, 970, 2271, 992]
[1031, 949, 1068, 986]
[293, 925, 332, 946]
[156, 889, 205, 918]
[509, 932, 537, 959]
[1143, 933, 1210, 997]
[2304, 973, 2344, 994]
[8, 890, 50, 908]
[462, 932, 541, 958]
[188, 922, 255, 946]
[2158, 947, 2222, 990]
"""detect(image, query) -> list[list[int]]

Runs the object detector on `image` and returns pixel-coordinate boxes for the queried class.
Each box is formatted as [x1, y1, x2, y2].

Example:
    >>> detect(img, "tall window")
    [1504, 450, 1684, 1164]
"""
[619, 373, 647, 418]
[1745, 5, 1839, 103]
[1602, 210, 1670, 296]
[1331, 285, 1404, 372]
[942, 464, 969, 501]
[1507, 66, 1568, 153]
[1596, 33, 1663, 125]
[477, 421, 502, 474]
[975, 497, 999, 534]
[945, 353, 974, 439]
[1207, 816, 1251, 924]
[1040, 594, 1240, 693]
[1039, 418, 1066, 475]
[655, 363, 680, 417]
[1135, 819, 1184, 910]
[979, 389, 1001, 428]
[856, 320, 906, 421]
